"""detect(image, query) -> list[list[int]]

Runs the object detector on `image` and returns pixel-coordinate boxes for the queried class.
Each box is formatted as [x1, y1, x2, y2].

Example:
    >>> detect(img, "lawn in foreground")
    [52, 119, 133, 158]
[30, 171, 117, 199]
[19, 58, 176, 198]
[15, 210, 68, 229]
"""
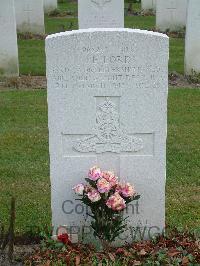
[0, 88, 199, 235]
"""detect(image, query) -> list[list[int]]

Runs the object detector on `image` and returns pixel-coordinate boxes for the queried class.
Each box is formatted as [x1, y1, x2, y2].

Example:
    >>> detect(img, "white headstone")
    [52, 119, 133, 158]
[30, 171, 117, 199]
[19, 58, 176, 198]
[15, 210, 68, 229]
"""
[141, 0, 156, 12]
[0, 0, 19, 76]
[156, 0, 188, 32]
[44, 0, 57, 13]
[185, 0, 200, 75]
[78, 0, 124, 29]
[14, 0, 45, 34]
[46, 28, 169, 243]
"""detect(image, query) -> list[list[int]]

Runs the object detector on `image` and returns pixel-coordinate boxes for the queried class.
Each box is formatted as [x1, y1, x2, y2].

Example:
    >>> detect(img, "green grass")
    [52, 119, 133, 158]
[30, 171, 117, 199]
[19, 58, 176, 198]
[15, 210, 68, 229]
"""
[169, 38, 185, 74]
[18, 40, 45, 76]
[166, 89, 200, 228]
[0, 90, 50, 233]
[0, 89, 199, 234]
[125, 15, 155, 30]
[17, 1, 185, 76]
[45, 16, 78, 34]
[58, 1, 78, 14]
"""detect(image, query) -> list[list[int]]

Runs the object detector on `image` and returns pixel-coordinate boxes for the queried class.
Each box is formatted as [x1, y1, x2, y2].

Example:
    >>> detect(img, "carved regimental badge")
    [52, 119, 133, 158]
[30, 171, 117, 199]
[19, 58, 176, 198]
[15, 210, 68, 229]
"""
[73, 99, 143, 154]
[91, 0, 112, 8]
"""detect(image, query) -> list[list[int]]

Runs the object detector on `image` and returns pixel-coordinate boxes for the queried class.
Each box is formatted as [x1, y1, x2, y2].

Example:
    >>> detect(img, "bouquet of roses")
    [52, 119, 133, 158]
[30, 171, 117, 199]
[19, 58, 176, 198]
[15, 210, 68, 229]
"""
[73, 166, 140, 248]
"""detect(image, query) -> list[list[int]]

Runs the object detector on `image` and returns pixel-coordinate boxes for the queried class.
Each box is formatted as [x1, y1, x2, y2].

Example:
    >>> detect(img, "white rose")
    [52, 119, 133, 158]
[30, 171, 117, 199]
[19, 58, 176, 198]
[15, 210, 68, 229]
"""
[73, 184, 85, 195]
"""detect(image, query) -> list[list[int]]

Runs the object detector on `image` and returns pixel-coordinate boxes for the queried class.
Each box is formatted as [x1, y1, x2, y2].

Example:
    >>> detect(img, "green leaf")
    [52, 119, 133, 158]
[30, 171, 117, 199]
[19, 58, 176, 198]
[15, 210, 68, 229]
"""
[85, 178, 97, 188]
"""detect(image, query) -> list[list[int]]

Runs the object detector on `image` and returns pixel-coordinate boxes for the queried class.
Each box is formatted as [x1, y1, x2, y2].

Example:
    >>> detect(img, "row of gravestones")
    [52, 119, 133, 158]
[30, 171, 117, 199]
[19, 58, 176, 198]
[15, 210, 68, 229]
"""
[0, 0, 57, 76]
[142, 0, 200, 75]
[80, 0, 199, 76]
[79, 0, 187, 32]
[1, 0, 200, 78]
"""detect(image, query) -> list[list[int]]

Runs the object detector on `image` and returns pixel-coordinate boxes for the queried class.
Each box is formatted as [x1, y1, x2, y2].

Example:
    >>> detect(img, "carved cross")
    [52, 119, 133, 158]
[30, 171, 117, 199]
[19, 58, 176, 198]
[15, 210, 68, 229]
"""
[91, 0, 112, 8]
[0, 13, 5, 24]
[166, 0, 177, 22]
[195, 11, 200, 20]
[62, 97, 153, 175]
[151, 0, 156, 7]
[24, 0, 32, 26]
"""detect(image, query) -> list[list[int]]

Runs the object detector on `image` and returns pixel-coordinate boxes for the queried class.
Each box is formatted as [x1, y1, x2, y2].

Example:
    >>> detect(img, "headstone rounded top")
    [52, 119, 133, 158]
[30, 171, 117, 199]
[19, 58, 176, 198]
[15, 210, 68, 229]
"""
[46, 28, 169, 41]
[46, 25, 169, 242]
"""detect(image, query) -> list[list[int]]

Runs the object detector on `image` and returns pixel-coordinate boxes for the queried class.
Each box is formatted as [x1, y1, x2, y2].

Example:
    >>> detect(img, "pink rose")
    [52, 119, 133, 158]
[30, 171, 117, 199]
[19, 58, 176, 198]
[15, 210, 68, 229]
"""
[116, 182, 136, 198]
[88, 166, 102, 181]
[73, 183, 85, 195]
[87, 189, 101, 202]
[102, 171, 118, 187]
[106, 192, 126, 211]
[97, 178, 111, 193]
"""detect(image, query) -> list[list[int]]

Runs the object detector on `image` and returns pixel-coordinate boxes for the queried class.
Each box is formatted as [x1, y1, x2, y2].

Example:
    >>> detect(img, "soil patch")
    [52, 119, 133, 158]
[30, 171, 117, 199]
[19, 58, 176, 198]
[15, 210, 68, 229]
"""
[0, 76, 47, 90]
[0, 245, 38, 266]
[169, 72, 200, 88]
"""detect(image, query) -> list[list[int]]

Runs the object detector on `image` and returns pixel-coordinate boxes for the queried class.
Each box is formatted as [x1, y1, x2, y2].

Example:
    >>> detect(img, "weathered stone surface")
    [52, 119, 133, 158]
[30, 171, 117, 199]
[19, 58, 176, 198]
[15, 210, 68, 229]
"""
[46, 28, 169, 243]
[141, 0, 156, 12]
[0, 0, 19, 76]
[44, 0, 57, 13]
[156, 0, 188, 32]
[185, 0, 200, 75]
[78, 0, 124, 29]
[14, 0, 45, 34]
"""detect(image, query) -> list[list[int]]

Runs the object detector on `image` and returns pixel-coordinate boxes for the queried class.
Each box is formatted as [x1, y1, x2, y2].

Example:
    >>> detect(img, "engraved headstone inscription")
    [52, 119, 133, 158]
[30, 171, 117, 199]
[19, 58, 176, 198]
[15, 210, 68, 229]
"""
[78, 0, 124, 29]
[185, 0, 200, 75]
[156, 0, 188, 31]
[46, 29, 169, 243]
[0, 0, 19, 76]
[14, 0, 45, 34]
